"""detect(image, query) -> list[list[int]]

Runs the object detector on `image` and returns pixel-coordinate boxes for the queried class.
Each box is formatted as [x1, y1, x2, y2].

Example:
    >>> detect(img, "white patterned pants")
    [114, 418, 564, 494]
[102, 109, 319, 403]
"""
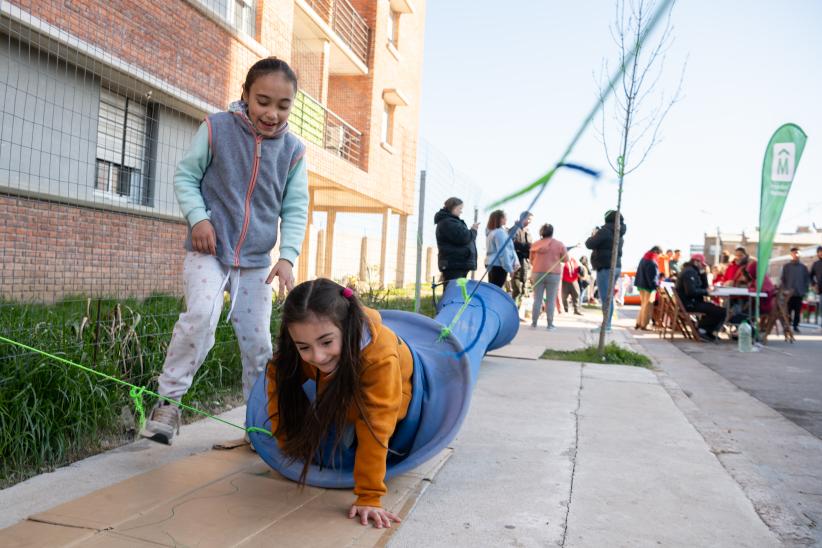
[158, 252, 274, 401]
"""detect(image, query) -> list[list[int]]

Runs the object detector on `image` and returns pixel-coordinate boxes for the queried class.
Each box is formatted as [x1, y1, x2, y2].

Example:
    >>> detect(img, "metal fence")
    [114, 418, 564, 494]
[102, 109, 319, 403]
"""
[0, 0, 481, 402]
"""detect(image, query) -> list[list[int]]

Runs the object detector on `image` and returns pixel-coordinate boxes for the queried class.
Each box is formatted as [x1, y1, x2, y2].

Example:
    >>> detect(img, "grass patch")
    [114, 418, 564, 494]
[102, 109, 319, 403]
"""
[0, 294, 270, 488]
[540, 342, 652, 368]
[0, 286, 434, 489]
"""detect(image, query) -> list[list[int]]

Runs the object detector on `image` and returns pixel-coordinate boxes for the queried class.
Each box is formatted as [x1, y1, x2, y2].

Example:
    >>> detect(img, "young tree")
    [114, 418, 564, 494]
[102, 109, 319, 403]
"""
[594, 0, 685, 353]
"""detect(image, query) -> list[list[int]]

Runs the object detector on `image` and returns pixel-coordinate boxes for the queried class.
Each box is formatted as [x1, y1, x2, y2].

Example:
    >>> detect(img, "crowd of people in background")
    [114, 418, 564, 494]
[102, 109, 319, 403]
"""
[434, 196, 822, 339]
[434, 198, 627, 331]
[632, 242, 822, 342]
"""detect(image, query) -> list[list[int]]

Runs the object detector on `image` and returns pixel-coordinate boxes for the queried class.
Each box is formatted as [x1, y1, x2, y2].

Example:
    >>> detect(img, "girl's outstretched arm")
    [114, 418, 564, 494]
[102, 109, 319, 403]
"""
[351, 352, 403, 510]
[277, 156, 309, 266]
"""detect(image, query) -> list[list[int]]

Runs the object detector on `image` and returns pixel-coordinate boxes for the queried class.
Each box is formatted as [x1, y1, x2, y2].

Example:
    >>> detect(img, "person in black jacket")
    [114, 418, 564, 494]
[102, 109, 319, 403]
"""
[585, 210, 627, 330]
[675, 254, 725, 341]
[434, 197, 479, 284]
[781, 247, 811, 332]
[812, 246, 822, 326]
[509, 211, 534, 307]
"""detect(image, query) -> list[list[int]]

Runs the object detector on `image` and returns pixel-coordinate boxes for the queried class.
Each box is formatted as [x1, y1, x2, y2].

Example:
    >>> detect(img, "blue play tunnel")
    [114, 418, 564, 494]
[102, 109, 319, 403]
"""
[246, 280, 519, 487]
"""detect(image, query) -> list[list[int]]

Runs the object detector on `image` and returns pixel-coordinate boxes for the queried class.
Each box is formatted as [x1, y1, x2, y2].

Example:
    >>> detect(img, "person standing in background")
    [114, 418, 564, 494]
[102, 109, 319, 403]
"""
[485, 210, 519, 288]
[434, 197, 479, 285]
[811, 246, 822, 326]
[585, 210, 627, 331]
[781, 247, 810, 333]
[529, 224, 567, 330]
[657, 250, 671, 281]
[509, 211, 534, 309]
[561, 255, 582, 315]
[634, 246, 661, 330]
[578, 256, 592, 304]
[669, 249, 681, 278]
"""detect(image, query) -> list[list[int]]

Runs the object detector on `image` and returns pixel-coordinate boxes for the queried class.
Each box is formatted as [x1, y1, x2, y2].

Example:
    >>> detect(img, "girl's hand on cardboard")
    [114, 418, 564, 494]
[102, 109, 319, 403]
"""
[191, 220, 217, 255]
[348, 504, 401, 529]
[266, 258, 294, 298]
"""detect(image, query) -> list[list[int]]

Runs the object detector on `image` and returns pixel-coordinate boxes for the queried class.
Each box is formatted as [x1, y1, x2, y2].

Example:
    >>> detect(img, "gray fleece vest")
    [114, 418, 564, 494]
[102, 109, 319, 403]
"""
[184, 112, 305, 268]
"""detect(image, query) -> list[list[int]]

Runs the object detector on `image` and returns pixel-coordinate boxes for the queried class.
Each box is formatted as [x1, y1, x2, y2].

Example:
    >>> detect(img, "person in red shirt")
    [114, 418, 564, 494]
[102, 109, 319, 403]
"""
[562, 255, 582, 315]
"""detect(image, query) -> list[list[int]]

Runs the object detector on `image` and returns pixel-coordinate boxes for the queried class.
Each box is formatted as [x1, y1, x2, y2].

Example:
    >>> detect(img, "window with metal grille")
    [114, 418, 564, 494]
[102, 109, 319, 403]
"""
[196, 0, 257, 36]
[95, 89, 151, 205]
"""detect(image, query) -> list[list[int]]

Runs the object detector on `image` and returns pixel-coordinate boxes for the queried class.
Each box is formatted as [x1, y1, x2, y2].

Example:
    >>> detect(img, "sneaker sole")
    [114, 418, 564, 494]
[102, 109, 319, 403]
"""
[140, 430, 173, 445]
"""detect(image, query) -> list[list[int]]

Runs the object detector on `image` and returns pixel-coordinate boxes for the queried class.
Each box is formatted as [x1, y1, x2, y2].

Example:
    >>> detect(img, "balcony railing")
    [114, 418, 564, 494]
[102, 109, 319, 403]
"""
[303, 0, 370, 66]
[290, 90, 362, 168]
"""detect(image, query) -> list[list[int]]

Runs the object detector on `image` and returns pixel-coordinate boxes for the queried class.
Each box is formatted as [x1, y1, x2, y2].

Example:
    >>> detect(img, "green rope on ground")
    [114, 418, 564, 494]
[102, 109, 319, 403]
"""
[129, 385, 147, 431]
[0, 334, 273, 438]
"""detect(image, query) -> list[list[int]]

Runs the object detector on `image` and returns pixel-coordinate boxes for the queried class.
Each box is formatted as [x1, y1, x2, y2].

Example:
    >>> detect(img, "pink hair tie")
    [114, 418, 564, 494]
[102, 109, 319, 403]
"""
[341, 287, 354, 300]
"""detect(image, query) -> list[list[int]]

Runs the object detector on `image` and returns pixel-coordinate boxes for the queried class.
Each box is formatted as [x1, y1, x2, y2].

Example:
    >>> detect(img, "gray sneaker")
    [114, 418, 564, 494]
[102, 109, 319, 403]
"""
[140, 401, 181, 445]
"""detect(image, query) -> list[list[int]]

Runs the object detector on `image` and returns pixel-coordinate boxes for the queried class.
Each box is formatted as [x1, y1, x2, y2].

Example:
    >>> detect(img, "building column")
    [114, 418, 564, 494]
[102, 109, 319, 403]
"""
[394, 214, 408, 288]
[320, 40, 331, 104]
[324, 210, 336, 278]
[359, 236, 368, 282]
[298, 189, 314, 282]
[316, 229, 326, 278]
[379, 208, 392, 288]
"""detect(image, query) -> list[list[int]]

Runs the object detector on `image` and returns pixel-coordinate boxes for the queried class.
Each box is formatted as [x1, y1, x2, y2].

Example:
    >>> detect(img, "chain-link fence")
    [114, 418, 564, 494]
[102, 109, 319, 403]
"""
[0, 0, 486, 485]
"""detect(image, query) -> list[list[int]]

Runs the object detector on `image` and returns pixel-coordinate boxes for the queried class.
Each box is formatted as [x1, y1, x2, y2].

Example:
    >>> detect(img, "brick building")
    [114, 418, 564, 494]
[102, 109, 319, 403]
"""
[0, 0, 425, 302]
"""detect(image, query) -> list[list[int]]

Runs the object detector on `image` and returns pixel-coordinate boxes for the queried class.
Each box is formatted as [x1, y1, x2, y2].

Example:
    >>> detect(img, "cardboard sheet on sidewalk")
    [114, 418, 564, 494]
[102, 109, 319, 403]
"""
[0, 445, 452, 547]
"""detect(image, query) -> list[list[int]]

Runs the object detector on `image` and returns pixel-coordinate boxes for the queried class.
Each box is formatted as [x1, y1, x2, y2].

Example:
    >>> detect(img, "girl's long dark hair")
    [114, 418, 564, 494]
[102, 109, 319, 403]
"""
[269, 278, 369, 485]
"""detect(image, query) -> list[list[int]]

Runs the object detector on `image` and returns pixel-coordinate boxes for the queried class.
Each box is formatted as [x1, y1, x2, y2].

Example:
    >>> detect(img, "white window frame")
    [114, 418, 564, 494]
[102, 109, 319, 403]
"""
[95, 89, 151, 205]
[195, 0, 257, 36]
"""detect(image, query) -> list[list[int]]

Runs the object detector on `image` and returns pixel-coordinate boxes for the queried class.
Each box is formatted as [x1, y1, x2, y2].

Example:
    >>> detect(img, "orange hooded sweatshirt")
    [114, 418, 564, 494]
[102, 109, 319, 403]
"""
[266, 306, 413, 508]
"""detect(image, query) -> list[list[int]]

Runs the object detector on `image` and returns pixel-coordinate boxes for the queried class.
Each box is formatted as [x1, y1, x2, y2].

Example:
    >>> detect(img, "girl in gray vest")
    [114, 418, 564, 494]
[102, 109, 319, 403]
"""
[141, 58, 309, 445]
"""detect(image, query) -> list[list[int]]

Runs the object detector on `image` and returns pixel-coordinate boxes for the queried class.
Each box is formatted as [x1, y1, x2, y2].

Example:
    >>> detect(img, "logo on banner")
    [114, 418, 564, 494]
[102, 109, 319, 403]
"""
[771, 142, 795, 183]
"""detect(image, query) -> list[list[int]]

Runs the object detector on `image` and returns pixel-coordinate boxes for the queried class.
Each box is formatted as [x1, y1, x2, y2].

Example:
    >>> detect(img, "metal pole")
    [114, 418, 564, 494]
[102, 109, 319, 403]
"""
[715, 226, 721, 265]
[413, 170, 427, 313]
[471, 207, 478, 280]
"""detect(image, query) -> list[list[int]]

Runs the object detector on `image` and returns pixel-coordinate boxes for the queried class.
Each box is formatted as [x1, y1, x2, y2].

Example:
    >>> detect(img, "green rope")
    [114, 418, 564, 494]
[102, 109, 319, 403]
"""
[129, 385, 147, 430]
[456, 278, 469, 301]
[486, 0, 674, 210]
[0, 334, 273, 437]
[437, 278, 472, 341]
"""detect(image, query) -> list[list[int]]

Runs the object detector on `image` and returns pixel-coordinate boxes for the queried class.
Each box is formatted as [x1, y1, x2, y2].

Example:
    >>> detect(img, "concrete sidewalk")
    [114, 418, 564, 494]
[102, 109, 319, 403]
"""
[0, 307, 784, 546]
[391, 309, 778, 547]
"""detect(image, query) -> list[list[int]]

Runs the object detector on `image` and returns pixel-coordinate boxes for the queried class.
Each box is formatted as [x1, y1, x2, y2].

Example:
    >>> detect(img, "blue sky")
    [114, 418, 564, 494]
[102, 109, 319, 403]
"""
[418, 0, 822, 267]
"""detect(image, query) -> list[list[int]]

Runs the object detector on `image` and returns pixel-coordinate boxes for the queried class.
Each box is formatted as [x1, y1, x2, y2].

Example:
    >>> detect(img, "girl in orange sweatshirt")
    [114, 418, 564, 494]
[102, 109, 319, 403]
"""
[265, 278, 413, 529]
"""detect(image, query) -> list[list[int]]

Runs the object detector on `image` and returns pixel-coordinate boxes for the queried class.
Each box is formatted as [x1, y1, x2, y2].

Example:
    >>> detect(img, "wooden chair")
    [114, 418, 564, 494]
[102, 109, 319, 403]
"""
[670, 290, 704, 342]
[655, 285, 702, 341]
[655, 287, 677, 340]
